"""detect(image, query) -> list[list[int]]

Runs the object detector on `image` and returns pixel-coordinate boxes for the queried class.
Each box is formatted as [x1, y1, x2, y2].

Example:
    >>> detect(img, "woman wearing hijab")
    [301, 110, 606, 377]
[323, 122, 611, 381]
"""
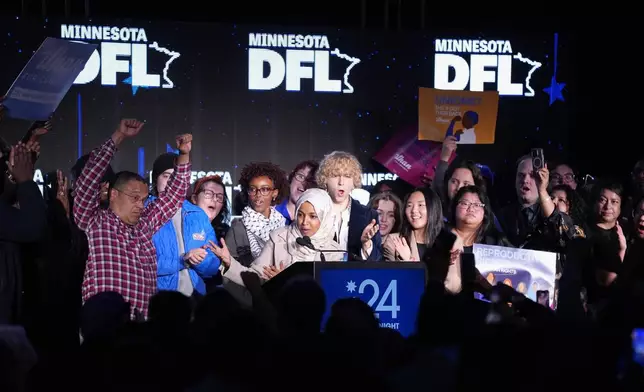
[209, 188, 343, 287]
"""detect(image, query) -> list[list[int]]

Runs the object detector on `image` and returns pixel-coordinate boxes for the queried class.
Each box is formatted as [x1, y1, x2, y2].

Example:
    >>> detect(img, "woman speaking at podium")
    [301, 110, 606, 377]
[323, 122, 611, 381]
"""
[208, 188, 343, 287]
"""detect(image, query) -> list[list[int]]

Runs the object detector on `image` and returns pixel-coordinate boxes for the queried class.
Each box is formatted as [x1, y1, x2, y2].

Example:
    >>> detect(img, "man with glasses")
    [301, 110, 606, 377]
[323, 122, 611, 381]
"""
[550, 163, 577, 190]
[74, 119, 193, 320]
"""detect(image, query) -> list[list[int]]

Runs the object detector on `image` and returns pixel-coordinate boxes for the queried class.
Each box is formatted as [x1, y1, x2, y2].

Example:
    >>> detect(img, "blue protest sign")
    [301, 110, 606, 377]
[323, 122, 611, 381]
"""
[3, 37, 97, 120]
[316, 263, 426, 337]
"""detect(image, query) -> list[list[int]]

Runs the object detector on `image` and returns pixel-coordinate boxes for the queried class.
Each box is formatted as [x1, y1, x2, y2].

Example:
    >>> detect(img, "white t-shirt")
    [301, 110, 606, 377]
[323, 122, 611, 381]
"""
[457, 128, 477, 144]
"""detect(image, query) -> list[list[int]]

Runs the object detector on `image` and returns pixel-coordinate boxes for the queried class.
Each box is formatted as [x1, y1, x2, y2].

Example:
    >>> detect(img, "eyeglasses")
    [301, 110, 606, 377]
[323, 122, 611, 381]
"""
[116, 188, 148, 204]
[247, 187, 274, 196]
[293, 173, 307, 183]
[457, 200, 485, 210]
[202, 190, 225, 202]
[551, 173, 575, 182]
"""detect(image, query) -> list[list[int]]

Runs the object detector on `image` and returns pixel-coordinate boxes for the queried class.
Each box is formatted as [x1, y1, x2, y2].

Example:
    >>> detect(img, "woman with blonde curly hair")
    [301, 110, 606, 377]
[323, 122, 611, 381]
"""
[316, 151, 382, 261]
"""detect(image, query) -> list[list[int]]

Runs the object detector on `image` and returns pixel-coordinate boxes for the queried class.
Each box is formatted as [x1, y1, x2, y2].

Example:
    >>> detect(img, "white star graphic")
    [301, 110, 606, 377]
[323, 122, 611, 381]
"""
[346, 280, 356, 293]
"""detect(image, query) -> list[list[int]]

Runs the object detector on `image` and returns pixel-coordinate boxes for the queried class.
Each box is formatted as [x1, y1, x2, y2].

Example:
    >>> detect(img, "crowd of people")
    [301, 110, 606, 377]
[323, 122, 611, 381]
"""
[1, 104, 644, 391]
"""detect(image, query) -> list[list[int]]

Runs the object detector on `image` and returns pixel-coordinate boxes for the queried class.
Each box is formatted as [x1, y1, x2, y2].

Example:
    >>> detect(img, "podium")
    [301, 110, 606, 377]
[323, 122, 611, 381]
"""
[262, 262, 426, 337]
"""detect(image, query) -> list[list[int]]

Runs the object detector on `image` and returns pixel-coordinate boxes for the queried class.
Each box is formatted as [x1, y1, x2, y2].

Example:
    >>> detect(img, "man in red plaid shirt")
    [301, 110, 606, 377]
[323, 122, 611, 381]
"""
[74, 119, 192, 319]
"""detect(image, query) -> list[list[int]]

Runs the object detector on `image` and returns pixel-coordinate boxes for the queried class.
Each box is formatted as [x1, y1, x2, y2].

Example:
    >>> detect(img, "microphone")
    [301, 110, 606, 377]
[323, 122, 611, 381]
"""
[295, 236, 349, 262]
[296, 236, 326, 262]
[296, 236, 315, 250]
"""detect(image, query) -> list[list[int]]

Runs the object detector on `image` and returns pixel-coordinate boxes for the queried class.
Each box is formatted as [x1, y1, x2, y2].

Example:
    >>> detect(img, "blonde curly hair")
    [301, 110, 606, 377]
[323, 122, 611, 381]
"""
[316, 151, 362, 190]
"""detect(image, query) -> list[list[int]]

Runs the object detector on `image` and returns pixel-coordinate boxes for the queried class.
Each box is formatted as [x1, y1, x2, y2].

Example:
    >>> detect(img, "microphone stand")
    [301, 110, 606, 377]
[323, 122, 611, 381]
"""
[296, 236, 349, 279]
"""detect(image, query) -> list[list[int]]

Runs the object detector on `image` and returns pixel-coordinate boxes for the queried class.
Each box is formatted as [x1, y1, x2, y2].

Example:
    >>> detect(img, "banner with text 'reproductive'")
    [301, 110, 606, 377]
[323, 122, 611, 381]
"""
[418, 88, 499, 144]
[473, 244, 558, 307]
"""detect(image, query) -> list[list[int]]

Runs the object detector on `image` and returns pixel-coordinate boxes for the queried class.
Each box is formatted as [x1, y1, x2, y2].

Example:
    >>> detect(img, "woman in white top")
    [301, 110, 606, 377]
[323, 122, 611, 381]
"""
[208, 188, 344, 287]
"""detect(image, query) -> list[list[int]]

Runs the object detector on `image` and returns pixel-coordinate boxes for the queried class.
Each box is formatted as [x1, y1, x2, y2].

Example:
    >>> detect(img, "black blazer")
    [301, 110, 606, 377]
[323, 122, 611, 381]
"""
[347, 198, 383, 261]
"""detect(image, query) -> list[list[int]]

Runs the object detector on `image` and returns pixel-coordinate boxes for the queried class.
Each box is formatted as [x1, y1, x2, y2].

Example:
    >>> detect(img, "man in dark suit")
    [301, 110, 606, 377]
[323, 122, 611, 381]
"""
[316, 151, 382, 261]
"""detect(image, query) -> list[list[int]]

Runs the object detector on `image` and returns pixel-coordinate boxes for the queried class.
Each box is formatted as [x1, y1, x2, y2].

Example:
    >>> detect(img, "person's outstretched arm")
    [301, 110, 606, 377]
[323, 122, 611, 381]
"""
[144, 135, 192, 233]
[73, 120, 144, 231]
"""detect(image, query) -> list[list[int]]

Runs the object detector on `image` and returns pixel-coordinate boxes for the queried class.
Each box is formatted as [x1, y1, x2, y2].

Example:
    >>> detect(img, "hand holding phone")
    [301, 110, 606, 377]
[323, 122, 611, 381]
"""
[531, 148, 545, 171]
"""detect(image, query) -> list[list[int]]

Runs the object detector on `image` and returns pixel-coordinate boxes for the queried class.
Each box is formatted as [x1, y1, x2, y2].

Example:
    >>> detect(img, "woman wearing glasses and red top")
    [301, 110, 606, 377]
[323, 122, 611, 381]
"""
[275, 160, 319, 225]
[224, 162, 288, 267]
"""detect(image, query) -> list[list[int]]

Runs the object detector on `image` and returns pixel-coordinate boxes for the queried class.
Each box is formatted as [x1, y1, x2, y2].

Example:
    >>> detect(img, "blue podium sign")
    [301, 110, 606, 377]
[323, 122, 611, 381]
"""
[316, 263, 426, 337]
[3, 37, 97, 120]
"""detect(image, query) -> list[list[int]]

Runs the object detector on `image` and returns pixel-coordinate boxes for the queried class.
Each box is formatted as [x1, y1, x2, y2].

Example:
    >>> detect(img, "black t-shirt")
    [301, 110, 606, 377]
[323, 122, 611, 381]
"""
[583, 225, 623, 304]
[416, 243, 428, 260]
[587, 225, 622, 274]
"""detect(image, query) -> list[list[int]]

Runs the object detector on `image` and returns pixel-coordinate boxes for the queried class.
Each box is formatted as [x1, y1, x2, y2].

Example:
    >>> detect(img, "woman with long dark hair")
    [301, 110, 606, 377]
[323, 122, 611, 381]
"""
[383, 187, 443, 262]
[550, 184, 587, 239]
[448, 185, 511, 252]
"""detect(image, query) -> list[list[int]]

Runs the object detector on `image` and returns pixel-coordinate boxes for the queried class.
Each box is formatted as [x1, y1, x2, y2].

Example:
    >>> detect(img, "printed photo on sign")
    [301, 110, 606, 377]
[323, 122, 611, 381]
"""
[418, 88, 499, 144]
[473, 244, 557, 306]
[373, 126, 455, 187]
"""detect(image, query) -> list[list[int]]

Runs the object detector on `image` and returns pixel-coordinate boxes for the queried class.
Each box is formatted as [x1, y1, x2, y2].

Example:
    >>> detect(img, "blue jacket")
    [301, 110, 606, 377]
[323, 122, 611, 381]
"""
[148, 198, 221, 294]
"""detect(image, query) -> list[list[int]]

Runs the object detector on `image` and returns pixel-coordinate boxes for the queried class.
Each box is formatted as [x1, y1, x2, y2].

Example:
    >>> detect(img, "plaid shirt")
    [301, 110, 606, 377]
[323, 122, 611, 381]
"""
[74, 138, 190, 319]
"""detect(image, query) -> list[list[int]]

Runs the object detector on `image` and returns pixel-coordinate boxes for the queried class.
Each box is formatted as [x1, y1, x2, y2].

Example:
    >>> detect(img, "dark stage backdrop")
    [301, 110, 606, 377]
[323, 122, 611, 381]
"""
[0, 17, 574, 204]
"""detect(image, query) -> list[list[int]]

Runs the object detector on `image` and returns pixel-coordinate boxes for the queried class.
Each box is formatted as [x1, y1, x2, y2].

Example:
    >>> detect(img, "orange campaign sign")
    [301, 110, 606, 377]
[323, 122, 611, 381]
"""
[418, 88, 499, 144]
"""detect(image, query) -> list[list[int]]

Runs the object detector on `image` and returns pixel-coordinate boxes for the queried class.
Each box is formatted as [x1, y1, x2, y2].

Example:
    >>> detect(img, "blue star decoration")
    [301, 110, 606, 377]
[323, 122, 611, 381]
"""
[122, 65, 152, 96]
[166, 143, 179, 154]
[543, 76, 565, 105]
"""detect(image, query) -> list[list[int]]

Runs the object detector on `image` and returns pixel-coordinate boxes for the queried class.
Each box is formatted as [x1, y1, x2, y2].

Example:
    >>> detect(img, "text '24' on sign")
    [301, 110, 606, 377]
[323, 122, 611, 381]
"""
[316, 263, 426, 337]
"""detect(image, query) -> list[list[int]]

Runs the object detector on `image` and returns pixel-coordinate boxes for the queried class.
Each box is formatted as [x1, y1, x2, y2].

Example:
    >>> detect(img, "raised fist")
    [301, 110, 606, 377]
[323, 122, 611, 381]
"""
[176, 133, 192, 155]
[117, 119, 145, 138]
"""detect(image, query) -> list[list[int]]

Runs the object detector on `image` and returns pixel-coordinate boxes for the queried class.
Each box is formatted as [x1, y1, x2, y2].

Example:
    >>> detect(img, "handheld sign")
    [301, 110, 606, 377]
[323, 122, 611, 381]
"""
[316, 262, 426, 336]
[418, 88, 499, 144]
[373, 126, 455, 187]
[473, 244, 558, 307]
[2, 38, 97, 120]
